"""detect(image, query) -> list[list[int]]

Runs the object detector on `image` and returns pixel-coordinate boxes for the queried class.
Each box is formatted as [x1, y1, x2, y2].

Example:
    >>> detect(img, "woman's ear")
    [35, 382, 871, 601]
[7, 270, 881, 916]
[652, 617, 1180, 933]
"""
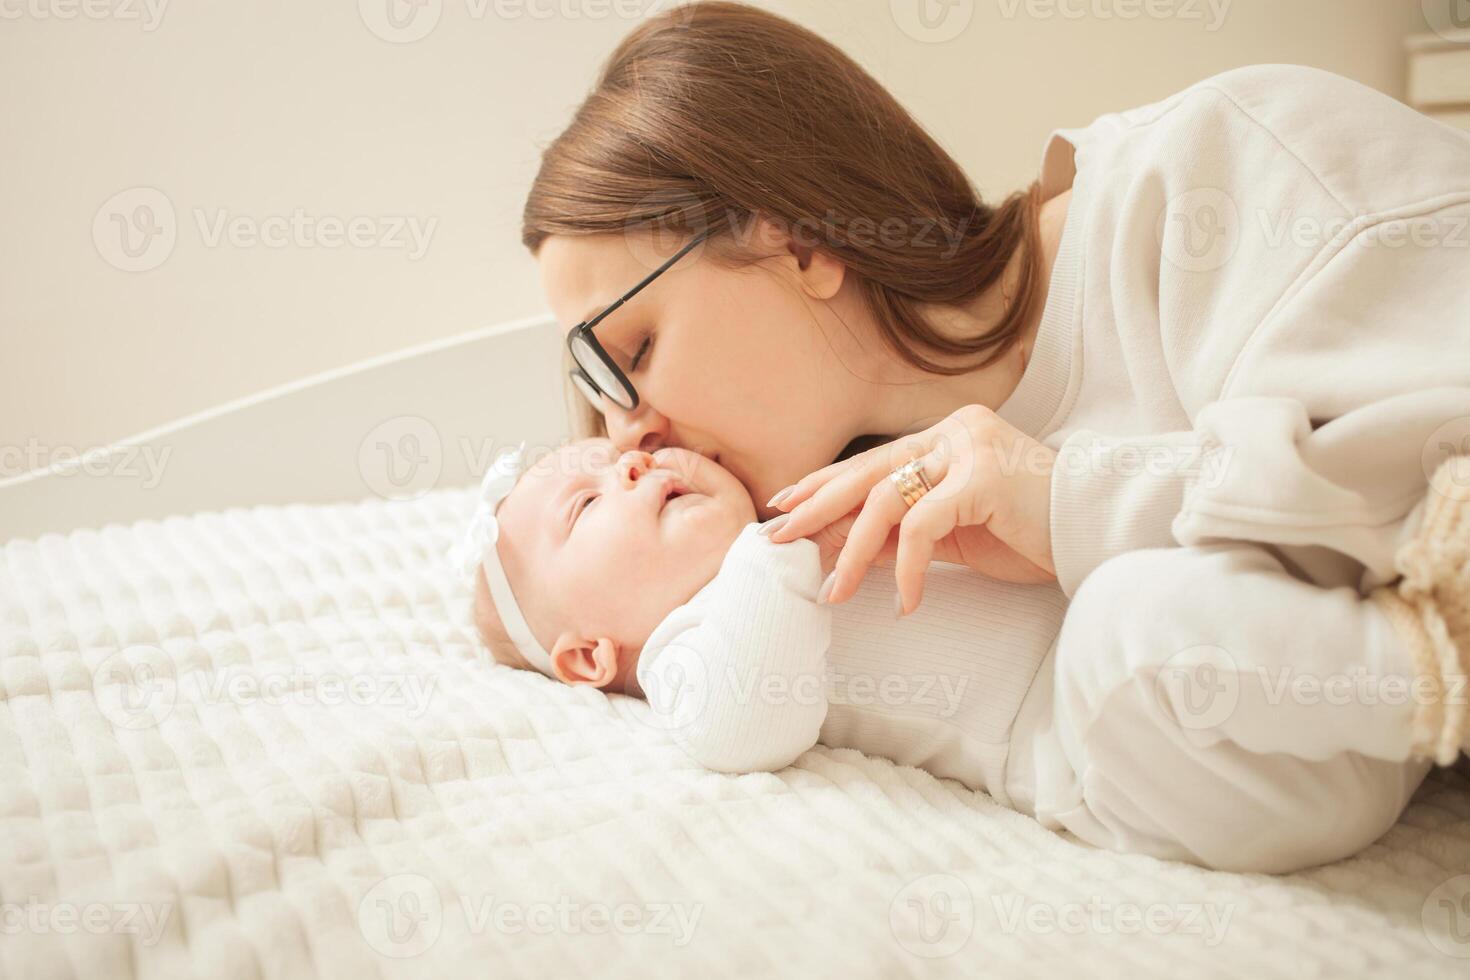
[549, 632, 622, 688]
[750, 212, 846, 301]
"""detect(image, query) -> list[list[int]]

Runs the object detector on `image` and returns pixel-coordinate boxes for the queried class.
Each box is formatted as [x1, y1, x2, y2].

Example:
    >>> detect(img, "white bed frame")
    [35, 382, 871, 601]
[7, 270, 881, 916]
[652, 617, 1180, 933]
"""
[0, 314, 571, 541]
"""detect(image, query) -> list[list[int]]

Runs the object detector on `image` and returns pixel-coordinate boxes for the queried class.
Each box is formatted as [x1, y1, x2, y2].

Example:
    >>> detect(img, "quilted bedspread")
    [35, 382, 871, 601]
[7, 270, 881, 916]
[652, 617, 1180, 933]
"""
[3, 488, 1470, 980]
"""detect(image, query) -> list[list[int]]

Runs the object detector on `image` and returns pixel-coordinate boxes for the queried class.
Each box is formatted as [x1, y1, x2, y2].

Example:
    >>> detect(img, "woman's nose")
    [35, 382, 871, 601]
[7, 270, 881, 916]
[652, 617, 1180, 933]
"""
[616, 449, 657, 488]
[603, 402, 670, 455]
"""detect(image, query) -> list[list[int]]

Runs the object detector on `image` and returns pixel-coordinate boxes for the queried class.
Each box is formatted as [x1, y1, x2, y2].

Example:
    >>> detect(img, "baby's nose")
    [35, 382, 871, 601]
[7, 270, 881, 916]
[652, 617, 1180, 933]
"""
[616, 449, 657, 488]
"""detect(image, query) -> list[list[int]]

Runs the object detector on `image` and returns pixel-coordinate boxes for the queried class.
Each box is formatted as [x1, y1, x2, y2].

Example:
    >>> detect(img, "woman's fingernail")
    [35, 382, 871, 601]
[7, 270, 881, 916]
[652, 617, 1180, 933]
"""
[766, 485, 796, 509]
[758, 514, 790, 537]
[817, 571, 837, 604]
[894, 593, 907, 618]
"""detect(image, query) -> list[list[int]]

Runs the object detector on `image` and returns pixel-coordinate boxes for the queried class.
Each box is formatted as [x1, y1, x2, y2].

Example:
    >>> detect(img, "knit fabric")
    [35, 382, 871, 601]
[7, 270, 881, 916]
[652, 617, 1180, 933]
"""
[1372, 454, 1470, 766]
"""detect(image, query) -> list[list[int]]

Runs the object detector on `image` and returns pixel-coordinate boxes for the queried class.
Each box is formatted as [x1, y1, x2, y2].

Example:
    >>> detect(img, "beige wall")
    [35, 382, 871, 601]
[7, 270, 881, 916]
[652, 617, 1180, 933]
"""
[0, 0, 1432, 472]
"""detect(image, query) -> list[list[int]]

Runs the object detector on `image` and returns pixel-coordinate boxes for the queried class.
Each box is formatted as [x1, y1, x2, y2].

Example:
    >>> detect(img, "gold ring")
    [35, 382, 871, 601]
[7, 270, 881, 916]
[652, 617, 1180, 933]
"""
[888, 456, 933, 509]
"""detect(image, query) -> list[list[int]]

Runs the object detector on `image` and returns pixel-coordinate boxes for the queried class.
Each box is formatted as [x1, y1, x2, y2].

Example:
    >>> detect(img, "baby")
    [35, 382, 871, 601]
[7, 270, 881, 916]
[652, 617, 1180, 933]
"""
[456, 436, 1070, 781]
[455, 437, 1455, 874]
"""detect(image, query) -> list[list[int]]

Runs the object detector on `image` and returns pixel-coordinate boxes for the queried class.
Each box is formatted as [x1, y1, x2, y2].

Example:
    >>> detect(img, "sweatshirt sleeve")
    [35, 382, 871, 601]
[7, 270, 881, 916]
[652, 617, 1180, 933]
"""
[1048, 198, 1470, 598]
[635, 521, 831, 774]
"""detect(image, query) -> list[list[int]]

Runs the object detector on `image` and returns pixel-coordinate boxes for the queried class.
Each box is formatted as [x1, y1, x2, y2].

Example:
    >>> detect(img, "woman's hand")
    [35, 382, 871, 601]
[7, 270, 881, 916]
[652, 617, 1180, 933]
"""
[768, 405, 1059, 613]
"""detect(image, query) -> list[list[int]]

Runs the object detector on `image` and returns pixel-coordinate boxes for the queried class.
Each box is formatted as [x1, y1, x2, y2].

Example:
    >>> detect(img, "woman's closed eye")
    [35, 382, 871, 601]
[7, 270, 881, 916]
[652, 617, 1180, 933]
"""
[629, 333, 653, 372]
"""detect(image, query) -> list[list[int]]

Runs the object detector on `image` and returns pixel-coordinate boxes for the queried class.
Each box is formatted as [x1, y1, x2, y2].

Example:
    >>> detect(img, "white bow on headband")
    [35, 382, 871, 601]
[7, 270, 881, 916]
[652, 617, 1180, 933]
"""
[452, 441, 557, 677]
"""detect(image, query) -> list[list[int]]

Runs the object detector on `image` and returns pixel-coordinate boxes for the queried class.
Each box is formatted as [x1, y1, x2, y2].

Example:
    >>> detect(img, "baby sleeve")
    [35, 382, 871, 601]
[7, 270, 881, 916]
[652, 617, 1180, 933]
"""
[635, 521, 832, 774]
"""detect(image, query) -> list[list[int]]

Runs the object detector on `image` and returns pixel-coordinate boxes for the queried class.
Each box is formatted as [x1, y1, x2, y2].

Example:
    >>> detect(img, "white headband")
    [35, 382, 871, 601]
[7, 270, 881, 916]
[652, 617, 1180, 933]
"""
[452, 441, 557, 678]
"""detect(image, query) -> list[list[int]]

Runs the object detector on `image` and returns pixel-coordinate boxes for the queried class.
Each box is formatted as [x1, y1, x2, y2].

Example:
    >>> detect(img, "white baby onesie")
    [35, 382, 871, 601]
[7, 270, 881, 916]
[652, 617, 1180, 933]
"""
[636, 520, 1070, 798]
[636, 522, 1430, 874]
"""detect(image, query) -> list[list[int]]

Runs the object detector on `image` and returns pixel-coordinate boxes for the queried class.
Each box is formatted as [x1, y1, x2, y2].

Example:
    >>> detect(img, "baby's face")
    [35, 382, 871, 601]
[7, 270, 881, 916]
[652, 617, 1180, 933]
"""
[495, 438, 756, 653]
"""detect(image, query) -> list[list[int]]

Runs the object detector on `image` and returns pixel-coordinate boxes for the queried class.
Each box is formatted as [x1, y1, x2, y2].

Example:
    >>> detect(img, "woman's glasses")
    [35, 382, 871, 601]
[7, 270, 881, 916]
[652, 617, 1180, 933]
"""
[566, 229, 712, 412]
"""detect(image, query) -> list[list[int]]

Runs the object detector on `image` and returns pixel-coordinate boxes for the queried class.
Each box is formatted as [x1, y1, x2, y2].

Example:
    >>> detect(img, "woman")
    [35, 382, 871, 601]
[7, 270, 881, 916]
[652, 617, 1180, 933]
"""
[520, 2, 1470, 871]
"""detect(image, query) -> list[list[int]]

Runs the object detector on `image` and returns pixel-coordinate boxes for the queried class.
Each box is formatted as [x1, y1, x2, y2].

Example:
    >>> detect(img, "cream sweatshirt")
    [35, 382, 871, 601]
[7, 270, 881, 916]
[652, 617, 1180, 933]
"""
[1020, 63, 1470, 601]
[636, 64, 1470, 872]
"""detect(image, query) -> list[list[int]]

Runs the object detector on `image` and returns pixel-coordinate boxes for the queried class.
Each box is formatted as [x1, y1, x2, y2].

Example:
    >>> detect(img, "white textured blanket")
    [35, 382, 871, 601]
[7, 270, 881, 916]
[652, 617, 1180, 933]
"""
[3, 489, 1469, 979]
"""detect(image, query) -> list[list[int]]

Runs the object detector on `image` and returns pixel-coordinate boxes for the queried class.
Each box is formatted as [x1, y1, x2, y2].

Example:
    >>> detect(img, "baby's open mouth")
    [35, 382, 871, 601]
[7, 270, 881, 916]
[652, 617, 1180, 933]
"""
[659, 477, 695, 512]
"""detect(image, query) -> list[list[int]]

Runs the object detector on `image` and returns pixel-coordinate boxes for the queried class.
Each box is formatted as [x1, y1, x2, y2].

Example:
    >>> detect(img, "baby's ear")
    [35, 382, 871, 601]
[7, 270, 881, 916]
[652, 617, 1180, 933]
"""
[550, 633, 622, 688]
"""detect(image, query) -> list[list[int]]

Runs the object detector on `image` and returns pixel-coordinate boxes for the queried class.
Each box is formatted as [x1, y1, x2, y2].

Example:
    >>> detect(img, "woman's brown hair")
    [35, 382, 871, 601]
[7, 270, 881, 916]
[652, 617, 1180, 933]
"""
[522, 1, 1044, 439]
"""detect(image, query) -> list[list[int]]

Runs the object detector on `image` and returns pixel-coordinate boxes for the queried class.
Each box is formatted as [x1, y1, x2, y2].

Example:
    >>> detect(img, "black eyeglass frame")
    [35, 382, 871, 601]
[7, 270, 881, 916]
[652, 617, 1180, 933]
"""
[565, 228, 713, 412]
